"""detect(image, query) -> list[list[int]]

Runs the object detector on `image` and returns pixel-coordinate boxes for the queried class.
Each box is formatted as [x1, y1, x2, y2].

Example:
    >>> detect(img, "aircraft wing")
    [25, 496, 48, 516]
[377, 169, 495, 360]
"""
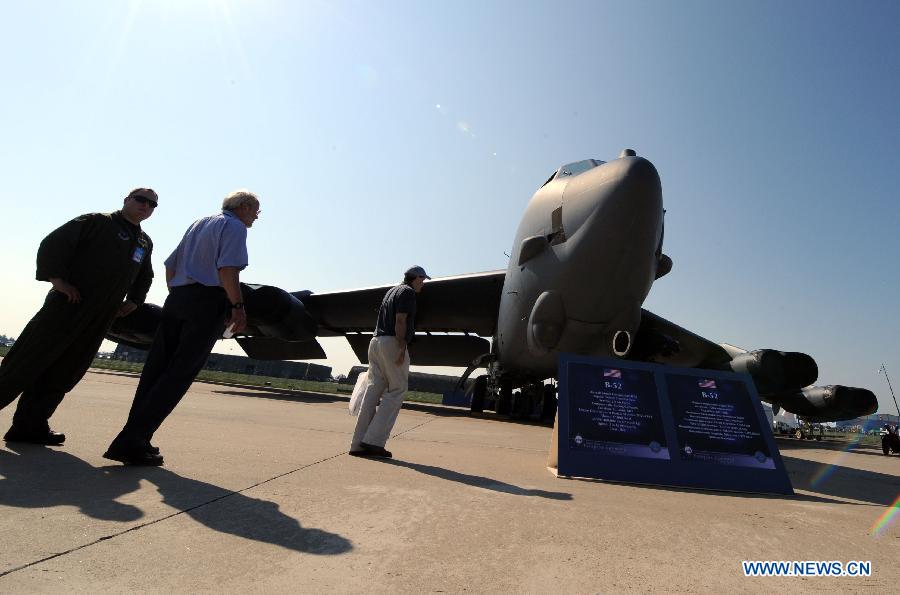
[631, 309, 877, 421]
[630, 308, 733, 369]
[300, 270, 505, 336]
[299, 270, 505, 366]
[108, 271, 506, 366]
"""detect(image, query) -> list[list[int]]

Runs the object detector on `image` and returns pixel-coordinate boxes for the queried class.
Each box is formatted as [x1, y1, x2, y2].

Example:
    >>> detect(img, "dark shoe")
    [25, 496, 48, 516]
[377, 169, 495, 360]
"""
[103, 443, 164, 466]
[360, 442, 392, 458]
[4, 426, 66, 446]
[349, 449, 374, 457]
[142, 434, 160, 455]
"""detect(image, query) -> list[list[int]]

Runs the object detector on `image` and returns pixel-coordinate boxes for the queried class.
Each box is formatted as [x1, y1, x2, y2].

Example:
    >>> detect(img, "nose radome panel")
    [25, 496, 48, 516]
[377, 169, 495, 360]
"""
[527, 290, 566, 354]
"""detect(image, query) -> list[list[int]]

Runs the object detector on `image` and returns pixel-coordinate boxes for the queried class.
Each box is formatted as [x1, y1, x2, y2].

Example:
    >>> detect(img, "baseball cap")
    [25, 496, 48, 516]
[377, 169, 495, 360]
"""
[405, 265, 431, 279]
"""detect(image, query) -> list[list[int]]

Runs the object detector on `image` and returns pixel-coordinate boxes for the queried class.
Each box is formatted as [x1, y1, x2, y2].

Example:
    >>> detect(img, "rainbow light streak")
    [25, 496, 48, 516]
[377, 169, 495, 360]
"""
[869, 494, 900, 537]
[809, 433, 863, 489]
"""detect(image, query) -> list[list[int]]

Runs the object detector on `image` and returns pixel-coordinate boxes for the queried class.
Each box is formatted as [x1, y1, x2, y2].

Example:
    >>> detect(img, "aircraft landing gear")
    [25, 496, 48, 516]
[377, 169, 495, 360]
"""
[470, 375, 488, 413]
[495, 377, 513, 415]
[541, 384, 557, 422]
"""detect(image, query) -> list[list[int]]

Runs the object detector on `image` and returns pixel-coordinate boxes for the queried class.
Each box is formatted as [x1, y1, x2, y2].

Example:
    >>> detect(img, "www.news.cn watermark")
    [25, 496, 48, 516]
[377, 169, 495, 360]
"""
[742, 561, 872, 577]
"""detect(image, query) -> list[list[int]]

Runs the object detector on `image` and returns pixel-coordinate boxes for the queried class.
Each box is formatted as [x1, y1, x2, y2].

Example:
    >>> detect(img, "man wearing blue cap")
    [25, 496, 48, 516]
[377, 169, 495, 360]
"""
[350, 265, 430, 458]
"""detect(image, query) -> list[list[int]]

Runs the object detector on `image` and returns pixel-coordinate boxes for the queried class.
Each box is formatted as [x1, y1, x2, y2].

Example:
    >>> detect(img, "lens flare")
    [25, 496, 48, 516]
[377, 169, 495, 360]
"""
[870, 494, 900, 537]
[809, 432, 864, 489]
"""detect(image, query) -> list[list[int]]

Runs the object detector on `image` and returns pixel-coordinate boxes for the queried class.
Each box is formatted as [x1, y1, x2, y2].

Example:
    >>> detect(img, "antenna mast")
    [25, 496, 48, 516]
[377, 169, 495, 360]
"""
[880, 363, 899, 419]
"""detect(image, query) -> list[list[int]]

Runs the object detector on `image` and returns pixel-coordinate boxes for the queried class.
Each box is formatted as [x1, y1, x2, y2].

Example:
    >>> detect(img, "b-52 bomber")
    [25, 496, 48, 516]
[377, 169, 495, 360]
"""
[108, 150, 878, 422]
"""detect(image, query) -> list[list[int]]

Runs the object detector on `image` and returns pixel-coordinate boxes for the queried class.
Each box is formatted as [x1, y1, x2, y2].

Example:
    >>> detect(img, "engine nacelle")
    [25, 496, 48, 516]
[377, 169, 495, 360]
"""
[726, 349, 818, 394]
[778, 351, 818, 390]
[727, 349, 784, 394]
[106, 303, 162, 349]
[242, 284, 318, 341]
[106, 284, 319, 349]
[768, 385, 878, 422]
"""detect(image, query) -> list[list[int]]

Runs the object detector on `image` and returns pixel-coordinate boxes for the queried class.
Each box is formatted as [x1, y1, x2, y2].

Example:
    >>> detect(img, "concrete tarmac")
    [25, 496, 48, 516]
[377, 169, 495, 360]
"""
[0, 369, 897, 593]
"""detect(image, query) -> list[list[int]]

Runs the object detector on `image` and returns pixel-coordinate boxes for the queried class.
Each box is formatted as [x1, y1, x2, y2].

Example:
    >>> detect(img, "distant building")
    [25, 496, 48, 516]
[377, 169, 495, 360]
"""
[835, 413, 899, 431]
[112, 344, 332, 382]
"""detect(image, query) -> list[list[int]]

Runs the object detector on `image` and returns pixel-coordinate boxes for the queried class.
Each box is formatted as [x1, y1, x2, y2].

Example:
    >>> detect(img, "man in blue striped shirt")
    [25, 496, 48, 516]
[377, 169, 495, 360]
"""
[104, 190, 260, 465]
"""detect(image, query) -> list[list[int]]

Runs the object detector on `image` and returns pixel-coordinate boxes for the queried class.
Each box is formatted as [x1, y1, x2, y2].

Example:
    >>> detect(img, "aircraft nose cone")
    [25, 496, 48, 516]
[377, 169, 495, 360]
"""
[553, 155, 663, 324]
[611, 156, 663, 207]
[562, 155, 662, 233]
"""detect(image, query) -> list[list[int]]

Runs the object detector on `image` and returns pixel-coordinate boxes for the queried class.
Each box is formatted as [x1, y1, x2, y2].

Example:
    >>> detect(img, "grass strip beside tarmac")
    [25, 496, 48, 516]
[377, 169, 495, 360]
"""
[90, 353, 444, 405]
[0, 345, 442, 404]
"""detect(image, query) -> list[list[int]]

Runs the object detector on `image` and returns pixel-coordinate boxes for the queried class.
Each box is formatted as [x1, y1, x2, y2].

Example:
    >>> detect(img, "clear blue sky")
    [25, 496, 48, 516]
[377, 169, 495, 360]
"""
[2, 1, 898, 413]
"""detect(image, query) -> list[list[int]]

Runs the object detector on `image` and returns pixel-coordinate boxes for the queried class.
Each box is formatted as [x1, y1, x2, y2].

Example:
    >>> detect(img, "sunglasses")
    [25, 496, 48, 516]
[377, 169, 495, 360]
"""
[133, 196, 158, 208]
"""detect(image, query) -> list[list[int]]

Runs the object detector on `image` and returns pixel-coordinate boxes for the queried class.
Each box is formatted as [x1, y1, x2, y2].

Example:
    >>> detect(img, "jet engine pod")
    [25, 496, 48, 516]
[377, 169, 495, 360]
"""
[727, 349, 786, 394]
[727, 349, 819, 394]
[106, 302, 162, 349]
[241, 284, 318, 341]
[779, 351, 818, 390]
[527, 290, 566, 355]
[771, 385, 878, 421]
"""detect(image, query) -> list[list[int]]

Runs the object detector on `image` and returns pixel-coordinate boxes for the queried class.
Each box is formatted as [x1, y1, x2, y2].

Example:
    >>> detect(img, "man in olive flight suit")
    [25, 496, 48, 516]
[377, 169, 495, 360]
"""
[0, 188, 157, 445]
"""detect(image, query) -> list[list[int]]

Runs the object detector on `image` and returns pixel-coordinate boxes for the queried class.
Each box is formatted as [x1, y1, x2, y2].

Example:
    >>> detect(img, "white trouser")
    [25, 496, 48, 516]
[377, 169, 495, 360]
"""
[350, 336, 410, 449]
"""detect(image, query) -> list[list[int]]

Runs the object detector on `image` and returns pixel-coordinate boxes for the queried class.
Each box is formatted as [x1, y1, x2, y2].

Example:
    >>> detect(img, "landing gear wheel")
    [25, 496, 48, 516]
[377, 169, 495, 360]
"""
[495, 377, 512, 415]
[541, 385, 557, 422]
[470, 375, 487, 413]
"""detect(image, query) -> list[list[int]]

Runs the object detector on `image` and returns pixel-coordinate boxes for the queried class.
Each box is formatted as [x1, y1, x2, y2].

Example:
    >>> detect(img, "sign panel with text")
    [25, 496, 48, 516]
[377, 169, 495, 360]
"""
[557, 354, 793, 495]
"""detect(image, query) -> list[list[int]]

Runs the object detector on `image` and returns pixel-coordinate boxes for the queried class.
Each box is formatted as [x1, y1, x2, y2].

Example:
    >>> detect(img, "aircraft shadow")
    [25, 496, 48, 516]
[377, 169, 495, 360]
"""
[0, 446, 351, 556]
[376, 459, 572, 500]
[774, 437, 882, 453]
[781, 454, 900, 507]
[553, 452, 898, 506]
[212, 387, 555, 427]
[774, 440, 890, 459]
[833, 448, 895, 458]
[213, 388, 347, 405]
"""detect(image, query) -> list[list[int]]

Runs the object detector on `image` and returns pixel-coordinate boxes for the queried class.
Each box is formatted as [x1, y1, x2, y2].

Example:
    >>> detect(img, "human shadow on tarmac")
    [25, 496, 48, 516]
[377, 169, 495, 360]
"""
[129, 466, 353, 555]
[0, 445, 144, 521]
[376, 459, 572, 500]
[0, 446, 352, 555]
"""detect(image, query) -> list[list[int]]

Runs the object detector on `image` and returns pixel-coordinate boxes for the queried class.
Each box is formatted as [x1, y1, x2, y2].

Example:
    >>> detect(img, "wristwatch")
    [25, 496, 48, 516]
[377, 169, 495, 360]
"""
[231, 302, 245, 310]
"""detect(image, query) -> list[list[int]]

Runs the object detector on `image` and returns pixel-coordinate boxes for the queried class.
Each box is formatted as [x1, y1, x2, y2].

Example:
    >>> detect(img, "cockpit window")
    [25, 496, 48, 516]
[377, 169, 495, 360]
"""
[558, 159, 604, 178]
[539, 158, 606, 189]
[539, 171, 557, 188]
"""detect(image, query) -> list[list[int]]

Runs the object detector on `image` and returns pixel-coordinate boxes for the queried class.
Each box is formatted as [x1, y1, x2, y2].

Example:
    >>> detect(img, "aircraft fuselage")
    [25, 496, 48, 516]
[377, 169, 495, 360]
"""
[496, 155, 665, 381]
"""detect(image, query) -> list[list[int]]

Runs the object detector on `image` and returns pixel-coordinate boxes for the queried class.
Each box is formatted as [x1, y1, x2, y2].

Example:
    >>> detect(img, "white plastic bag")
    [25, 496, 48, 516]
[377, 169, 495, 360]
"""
[349, 372, 368, 416]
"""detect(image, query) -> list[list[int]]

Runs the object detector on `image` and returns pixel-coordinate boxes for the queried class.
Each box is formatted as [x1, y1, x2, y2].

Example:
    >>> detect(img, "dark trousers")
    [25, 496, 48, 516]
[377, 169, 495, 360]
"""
[0, 292, 112, 431]
[117, 284, 228, 443]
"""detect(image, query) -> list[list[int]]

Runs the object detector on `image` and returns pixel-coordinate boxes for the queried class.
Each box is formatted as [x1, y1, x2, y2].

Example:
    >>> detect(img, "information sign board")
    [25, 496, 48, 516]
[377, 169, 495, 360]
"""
[556, 354, 793, 495]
